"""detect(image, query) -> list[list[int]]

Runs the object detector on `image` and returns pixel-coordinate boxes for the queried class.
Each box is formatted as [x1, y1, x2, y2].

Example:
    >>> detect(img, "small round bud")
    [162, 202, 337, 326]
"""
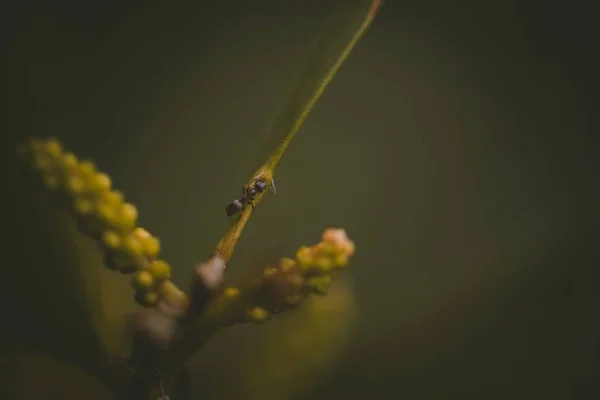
[322, 228, 348, 243]
[101, 230, 121, 250]
[313, 256, 333, 271]
[132, 270, 155, 290]
[43, 138, 63, 158]
[133, 227, 150, 239]
[96, 202, 117, 226]
[66, 175, 86, 195]
[315, 242, 335, 256]
[135, 290, 159, 307]
[134, 228, 160, 258]
[343, 241, 355, 257]
[322, 228, 355, 256]
[149, 260, 171, 282]
[61, 152, 78, 170]
[224, 287, 240, 298]
[142, 236, 160, 258]
[248, 307, 268, 322]
[73, 198, 94, 215]
[296, 246, 313, 266]
[88, 172, 112, 193]
[79, 160, 96, 177]
[121, 234, 143, 257]
[333, 252, 349, 267]
[117, 203, 138, 231]
[102, 190, 124, 206]
[306, 276, 331, 294]
[280, 258, 296, 272]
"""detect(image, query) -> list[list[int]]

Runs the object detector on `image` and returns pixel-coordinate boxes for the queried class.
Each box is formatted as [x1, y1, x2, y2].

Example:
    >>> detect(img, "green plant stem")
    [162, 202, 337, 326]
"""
[214, 0, 382, 264]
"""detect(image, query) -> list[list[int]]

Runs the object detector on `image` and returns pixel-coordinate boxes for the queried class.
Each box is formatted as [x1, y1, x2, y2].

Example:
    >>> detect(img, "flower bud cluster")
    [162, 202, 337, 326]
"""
[244, 228, 355, 323]
[20, 137, 172, 307]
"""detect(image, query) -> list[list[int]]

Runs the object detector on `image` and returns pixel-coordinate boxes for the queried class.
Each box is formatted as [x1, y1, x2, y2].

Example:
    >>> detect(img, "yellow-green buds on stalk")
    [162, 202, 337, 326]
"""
[19, 137, 174, 308]
[239, 228, 355, 324]
[130, 259, 172, 307]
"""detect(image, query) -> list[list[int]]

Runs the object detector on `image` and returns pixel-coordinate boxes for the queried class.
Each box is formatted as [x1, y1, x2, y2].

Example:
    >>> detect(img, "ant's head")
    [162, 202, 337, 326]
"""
[254, 179, 267, 192]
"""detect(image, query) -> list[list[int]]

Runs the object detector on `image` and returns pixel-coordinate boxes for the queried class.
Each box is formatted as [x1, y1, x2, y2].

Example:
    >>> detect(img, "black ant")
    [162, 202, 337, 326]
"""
[225, 174, 276, 217]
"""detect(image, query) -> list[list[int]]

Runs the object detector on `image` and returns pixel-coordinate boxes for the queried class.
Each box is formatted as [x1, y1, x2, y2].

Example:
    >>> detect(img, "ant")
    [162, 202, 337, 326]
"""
[225, 174, 276, 217]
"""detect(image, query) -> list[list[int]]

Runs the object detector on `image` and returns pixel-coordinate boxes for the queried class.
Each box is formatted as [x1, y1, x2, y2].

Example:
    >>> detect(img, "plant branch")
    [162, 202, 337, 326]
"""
[213, 0, 382, 264]
[16, 3, 381, 398]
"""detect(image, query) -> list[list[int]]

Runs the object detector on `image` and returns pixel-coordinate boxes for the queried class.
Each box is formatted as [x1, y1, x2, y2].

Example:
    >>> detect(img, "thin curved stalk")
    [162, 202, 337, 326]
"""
[214, 0, 382, 264]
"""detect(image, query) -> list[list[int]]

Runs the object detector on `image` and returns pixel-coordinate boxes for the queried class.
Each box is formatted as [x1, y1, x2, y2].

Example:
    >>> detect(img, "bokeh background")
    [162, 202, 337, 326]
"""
[4, 0, 598, 399]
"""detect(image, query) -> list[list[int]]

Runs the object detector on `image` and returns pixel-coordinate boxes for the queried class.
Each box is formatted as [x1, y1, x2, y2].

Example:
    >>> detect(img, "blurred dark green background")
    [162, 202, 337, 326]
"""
[4, 0, 598, 399]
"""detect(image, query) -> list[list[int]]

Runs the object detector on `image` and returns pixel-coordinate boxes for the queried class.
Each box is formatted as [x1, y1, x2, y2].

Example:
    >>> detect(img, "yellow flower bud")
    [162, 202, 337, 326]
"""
[61, 152, 78, 170]
[88, 172, 112, 193]
[117, 203, 138, 231]
[135, 290, 159, 307]
[248, 307, 269, 322]
[73, 198, 93, 215]
[306, 276, 331, 294]
[79, 160, 96, 177]
[102, 190, 124, 206]
[333, 252, 349, 267]
[132, 270, 155, 290]
[296, 246, 313, 266]
[96, 202, 117, 226]
[134, 228, 160, 258]
[280, 258, 296, 272]
[313, 255, 333, 271]
[149, 260, 171, 281]
[66, 175, 86, 195]
[343, 241, 355, 256]
[133, 227, 150, 239]
[315, 241, 335, 256]
[101, 230, 121, 250]
[121, 234, 143, 257]
[43, 138, 63, 158]
[224, 287, 240, 298]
